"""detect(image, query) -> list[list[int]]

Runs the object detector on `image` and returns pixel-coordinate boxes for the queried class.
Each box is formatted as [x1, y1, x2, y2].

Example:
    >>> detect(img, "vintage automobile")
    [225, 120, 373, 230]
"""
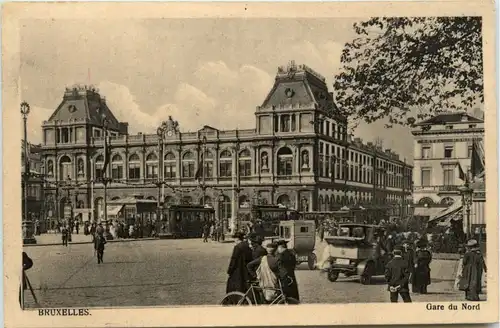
[321, 223, 388, 284]
[276, 220, 317, 270]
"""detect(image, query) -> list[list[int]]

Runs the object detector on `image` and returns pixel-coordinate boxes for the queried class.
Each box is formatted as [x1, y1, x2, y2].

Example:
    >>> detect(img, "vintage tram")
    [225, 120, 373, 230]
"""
[238, 205, 301, 237]
[158, 204, 215, 239]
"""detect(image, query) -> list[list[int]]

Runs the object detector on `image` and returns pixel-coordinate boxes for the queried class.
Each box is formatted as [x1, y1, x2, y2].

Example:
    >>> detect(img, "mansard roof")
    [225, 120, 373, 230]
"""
[45, 85, 125, 132]
[415, 112, 483, 126]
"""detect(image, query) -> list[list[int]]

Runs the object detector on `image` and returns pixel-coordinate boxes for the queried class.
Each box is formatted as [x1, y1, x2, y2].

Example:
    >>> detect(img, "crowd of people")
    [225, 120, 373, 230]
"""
[225, 231, 300, 304]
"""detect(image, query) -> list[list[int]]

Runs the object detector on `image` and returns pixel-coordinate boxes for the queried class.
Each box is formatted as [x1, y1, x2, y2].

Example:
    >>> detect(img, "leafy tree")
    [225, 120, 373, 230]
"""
[333, 17, 483, 127]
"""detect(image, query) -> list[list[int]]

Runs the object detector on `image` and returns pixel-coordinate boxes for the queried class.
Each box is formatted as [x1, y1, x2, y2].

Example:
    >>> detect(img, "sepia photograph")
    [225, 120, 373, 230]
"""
[3, 2, 498, 327]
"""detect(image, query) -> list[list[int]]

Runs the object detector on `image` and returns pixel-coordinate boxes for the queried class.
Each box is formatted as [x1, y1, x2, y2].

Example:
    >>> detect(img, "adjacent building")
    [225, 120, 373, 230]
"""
[411, 111, 485, 233]
[39, 62, 412, 228]
[21, 142, 44, 222]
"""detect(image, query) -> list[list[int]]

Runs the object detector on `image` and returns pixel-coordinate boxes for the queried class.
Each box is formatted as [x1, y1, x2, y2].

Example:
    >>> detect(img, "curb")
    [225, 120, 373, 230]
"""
[23, 237, 158, 247]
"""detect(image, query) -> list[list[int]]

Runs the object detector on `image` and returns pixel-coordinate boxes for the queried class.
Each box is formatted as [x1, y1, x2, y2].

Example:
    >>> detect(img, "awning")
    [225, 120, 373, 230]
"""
[107, 205, 124, 216]
[413, 207, 446, 218]
[429, 203, 462, 223]
[437, 208, 463, 227]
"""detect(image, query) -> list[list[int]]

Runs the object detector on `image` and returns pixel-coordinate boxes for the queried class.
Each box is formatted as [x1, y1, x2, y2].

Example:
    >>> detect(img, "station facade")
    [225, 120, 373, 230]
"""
[39, 62, 412, 224]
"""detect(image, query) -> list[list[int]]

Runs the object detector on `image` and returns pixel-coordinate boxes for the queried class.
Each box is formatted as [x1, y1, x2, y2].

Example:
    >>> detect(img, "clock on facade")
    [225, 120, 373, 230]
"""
[167, 130, 173, 137]
[68, 105, 77, 113]
[285, 88, 295, 98]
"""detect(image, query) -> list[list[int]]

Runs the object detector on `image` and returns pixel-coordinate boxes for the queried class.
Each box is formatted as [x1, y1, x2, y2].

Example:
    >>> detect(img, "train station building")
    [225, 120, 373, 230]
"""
[39, 62, 412, 229]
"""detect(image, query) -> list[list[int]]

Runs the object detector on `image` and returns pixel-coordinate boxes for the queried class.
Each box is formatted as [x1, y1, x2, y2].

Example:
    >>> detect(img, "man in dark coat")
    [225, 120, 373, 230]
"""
[61, 226, 69, 246]
[226, 232, 253, 293]
[248, 233, 267, 260]
[20, 252, 33, 307]
[459, 239, 487, 301]
[276, 240, 300, 301]
[413, 239, 432, 293]
[402, 240, 415, 285]
[385, 245, 412, 303]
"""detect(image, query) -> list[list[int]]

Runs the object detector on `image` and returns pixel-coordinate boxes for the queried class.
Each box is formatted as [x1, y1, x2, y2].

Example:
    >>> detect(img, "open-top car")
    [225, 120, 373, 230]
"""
[321, 223, 388, 284]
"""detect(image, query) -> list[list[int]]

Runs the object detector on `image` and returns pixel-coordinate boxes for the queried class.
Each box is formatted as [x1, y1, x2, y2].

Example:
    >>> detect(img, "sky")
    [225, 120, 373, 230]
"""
[20, 18, 415, 161]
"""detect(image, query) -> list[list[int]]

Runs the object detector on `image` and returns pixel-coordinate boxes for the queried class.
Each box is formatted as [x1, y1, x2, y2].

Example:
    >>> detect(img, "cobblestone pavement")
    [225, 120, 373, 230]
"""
[22, 239, 478, 308]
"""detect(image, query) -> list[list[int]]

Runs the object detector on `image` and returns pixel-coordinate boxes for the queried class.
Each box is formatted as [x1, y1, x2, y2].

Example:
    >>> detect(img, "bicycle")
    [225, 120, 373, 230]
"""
[220, 280, 300, 305]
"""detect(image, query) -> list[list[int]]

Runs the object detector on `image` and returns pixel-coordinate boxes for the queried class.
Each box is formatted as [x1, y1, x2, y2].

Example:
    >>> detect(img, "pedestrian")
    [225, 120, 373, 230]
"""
[412, 239, 432, 294]
[20, 252, 34, 307]
[458, 239, 487, 301]
[248, 233, 267, 260]
[402, 240, 415, 283]
[247, 242, 289, 303]
[94, 232, 107, 264]
[210, 224, 215, 241]
[75, 221, 80, 234]
[61, 226, 69, 247]
[202, 223, 210, 243]
[226, 232, 253, 294]
[318, 223, 325, 242]
[276, 240, 300, 301]
[384, 245, 412, 303]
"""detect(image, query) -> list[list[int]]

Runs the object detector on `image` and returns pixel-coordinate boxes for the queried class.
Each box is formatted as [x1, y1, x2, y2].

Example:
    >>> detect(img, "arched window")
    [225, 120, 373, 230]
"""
[199, 196, 212, 206]
[336, 195, 341, 204]
[59, 155, 72, 180]
[181, 195, 193, 205]
[163, 196, 175, 207]
[128, 154, 141, 180]
[318, 196, 324, 211]
[164, 152, 176, 179]
[440, 197, 455, 206]
[182, 152, 195, 178]
[239, 195, 250, 208]
[220, 150, 232, 177]
[325, 196, 330, 211]
[220, 195, 231, 221]
[201, 150, 214, 178]
[111, 154, 123, 180]
[418, 197, 435, 207]
[330, 195, 335, 210]
[239, 149, 251, 177]
[94, 197, 103, 220]
[146, 153, 158, 179]
[277, 194, 290, 207]
[94, 155, 104, 179]
[277, 147, 293, 176]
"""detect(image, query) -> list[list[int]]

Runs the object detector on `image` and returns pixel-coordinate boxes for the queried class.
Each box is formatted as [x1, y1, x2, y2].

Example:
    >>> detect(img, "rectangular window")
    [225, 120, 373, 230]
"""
[281, 115, 290, 132]
[300, 227, 309, 233]
[468, 145, 473, 158]
[291, 115, 296, 132]
[331, 123, 336, 138]
[444, 146, 454, 158]
[239, 160, 251, 177]
[421, 146, 431, 159]
[95, 166, 103, 180]
[443, 168, 454, 186]
[220, 162, 232, 177]
[129, 164, 141, 180]
[182, 162, 195, 178]
[421, 168, 431, 187]
[146, 165, 158, 179]
[319, 156, 324, 177]
[203, 162, 213, 178]
[325, 122, 330, 137]
[325, 156, 330, 178]
[111, 165, 123, 179]
[164, 164, 176, 179]
[278, 158, 293, 176]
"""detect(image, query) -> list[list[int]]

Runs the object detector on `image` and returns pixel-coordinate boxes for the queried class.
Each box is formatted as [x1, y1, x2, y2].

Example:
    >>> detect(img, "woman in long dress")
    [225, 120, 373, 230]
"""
[412, 239, 432, 294]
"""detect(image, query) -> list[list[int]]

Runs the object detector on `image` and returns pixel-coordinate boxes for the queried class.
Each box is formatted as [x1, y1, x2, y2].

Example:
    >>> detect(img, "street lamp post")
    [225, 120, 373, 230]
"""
[101, 117, 111, 224]
[21, 101, 37, 244]
[217, 190, 226, 238]
[459, 176, 473, 241]
[156, 123, 168, 222]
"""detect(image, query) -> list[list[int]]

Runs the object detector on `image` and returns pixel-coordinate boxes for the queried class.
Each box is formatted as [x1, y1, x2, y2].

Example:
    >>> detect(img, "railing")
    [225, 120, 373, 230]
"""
[414, 185, 460, 192]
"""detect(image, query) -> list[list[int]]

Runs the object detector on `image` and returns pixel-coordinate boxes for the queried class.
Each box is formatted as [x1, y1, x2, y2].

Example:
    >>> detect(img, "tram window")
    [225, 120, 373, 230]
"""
[280, 226, 284, 237]
[284, 227, 291, 239]
[300, 227, 308, 233]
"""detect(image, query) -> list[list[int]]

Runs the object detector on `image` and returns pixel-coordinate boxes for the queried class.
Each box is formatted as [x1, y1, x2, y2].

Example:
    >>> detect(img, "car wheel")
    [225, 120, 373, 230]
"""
[327, 270, 339, 282]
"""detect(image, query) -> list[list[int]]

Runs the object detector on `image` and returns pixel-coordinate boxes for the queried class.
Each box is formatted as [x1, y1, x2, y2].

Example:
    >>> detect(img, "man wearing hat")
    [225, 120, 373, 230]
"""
[458, 239, 487, 301]
[384, 245, 412, 302]
[277, 240, 300, 301]
[247, 242, 288, 303]
[402, 240, 415, 283]
[226, 231, 253, 294]
[248, 233, 267, 260]
[412, 238, 432, 293]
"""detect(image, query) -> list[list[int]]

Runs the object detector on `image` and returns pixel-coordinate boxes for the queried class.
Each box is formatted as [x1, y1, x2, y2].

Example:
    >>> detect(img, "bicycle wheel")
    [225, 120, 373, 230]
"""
[275, 296, 300, 305]
[220, 292, 253, 306]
